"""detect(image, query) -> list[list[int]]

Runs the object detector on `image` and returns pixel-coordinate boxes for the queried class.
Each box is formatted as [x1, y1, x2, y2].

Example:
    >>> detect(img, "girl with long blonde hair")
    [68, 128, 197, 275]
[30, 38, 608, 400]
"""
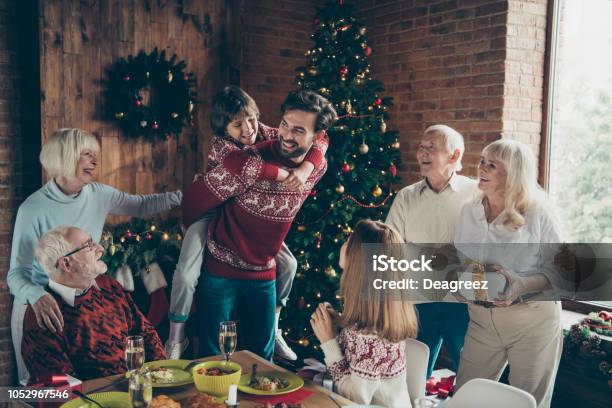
[311, 219, 418, 408]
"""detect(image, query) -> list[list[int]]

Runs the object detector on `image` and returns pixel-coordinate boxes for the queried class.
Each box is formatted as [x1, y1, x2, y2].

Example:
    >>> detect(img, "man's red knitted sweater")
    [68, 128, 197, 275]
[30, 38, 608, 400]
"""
[182, 139, 327, 281]
[22, 275, 166, 382]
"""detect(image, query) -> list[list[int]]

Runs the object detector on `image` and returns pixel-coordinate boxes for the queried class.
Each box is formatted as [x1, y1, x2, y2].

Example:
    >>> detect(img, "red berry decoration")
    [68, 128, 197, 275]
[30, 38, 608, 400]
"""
[389, 163, 398, 177]
[144, 233, 152, 240]
[342, 163, 351, 173]
[365, 46, 373, 57]
[375, 97, 383, 106]
[309, 189, 317, 197]
[135, 99, 142, 107]
[339, 66, 348, 76]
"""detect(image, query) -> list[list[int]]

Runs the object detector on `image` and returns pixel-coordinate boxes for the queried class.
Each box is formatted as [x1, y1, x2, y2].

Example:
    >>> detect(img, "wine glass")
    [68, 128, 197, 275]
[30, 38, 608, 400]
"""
[219, 321, 237, 362]
[129, 369, 152, 408]
[125, 335, 145, 373]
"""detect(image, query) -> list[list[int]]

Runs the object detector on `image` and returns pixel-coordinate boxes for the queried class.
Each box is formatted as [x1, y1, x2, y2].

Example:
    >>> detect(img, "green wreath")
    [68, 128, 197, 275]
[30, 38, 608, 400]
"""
[105, 48, 197, 140]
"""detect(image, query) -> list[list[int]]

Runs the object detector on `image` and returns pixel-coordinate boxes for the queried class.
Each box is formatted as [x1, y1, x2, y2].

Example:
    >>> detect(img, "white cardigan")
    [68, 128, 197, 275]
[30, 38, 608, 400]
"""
[320, 326, 412, 408]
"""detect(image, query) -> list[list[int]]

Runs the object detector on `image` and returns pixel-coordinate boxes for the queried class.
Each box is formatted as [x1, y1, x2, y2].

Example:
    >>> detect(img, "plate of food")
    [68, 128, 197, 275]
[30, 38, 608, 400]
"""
[130, 359, 193, 387]
[238, 371, 304, 396]
[61, 392, 130, 408]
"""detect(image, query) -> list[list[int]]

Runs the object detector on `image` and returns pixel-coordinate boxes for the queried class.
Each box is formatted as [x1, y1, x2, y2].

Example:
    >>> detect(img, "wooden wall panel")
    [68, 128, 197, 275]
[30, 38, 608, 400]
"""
[39, 0, 227, 223]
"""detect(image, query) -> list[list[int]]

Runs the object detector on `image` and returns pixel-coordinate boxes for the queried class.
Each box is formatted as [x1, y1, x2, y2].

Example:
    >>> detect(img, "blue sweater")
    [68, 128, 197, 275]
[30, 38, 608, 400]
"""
[8, 180, 182, 304]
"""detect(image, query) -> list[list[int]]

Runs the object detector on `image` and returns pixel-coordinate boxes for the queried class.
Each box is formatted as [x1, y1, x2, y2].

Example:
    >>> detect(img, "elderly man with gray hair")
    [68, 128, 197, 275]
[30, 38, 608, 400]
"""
[385, 124, 479, 378]
[21, 226, 166, 382]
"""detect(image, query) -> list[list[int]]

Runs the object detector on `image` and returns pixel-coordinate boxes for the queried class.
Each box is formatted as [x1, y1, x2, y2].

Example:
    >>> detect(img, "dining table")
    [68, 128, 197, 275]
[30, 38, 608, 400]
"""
[18, 350, 355, 408]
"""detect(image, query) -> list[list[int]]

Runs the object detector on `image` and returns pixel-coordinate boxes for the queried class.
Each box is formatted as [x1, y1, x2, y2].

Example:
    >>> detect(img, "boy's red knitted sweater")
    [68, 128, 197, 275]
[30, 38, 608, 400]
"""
[182, 139, 327, 281]
[22, 275, 166, 382]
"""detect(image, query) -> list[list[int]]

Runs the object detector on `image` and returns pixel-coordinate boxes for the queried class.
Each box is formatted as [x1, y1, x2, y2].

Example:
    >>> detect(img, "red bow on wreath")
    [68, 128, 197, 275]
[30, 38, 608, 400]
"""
[426, 375, 456, 399]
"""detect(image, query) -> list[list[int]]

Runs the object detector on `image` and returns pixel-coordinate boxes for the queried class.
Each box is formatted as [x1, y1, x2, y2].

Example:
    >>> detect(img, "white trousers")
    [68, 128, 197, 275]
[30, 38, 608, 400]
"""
[457, 301, 562, 408]
[10, 301, 29, 384]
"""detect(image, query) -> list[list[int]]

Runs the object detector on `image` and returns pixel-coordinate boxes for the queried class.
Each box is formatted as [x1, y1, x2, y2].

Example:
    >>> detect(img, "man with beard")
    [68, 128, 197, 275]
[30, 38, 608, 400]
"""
[21, 226, 166, 381]
[182, 90, 337, 360]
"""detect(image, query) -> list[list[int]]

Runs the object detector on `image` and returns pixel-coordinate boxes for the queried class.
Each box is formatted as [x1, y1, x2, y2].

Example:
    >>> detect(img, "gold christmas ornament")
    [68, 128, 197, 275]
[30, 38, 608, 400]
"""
[372, 185, 383, 197]
[380, 120, 387, 133]
[162, 233, 169, 240]
[171, 112, 179, 119]
[150, 225, 157, 231]
[308, 66, 318, 75]
[368, 105, 374, 111]
[299, 71, 305, 78]
[335, 184, 345, 194]
[345, 101, 353, 114]
[360, 27, 367, 35]
[359, 143, 369, 154]
[115, 112, 124, 119]
[297, 225, 306, 232]
[299, 338, 310, 347]
[391, 139, 401, 149]
[167, 70, 173, 83]
[319, 87, 329, 94]
[325, 266, 337, 278]
[188, 100, 194, 113]
[356, 78, 363, 85]
[361, 42, 368, 49]
[109, 245, 117, 256]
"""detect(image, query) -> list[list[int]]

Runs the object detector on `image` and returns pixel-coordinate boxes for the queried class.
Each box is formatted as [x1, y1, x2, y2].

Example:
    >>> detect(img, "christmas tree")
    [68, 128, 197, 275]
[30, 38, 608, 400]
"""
[283, 1, 402, 359]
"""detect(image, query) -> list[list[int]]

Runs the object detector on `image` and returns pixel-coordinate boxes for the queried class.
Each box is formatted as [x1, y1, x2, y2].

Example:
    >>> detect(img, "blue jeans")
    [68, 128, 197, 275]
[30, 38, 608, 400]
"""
[416, 302, 469, 377]
[198, 274, 276, 360]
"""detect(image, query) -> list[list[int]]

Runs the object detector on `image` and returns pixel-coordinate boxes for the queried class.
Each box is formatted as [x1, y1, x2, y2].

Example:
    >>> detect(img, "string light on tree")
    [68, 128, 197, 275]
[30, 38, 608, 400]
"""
[286, 0, 402, 360]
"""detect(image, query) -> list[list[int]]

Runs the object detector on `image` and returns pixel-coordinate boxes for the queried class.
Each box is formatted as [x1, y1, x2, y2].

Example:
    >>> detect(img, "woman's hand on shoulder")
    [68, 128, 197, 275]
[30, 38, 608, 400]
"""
[31, 292, 64, 333]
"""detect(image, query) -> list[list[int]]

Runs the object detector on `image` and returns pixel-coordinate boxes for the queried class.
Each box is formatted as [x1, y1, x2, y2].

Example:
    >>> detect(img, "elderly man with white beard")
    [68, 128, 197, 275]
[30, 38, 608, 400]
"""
[21, 226, 166, 382]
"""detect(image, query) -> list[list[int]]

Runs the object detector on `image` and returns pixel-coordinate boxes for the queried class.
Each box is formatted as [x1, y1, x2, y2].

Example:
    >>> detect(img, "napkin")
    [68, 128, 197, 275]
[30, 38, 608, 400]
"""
[241, 388, 313, 405]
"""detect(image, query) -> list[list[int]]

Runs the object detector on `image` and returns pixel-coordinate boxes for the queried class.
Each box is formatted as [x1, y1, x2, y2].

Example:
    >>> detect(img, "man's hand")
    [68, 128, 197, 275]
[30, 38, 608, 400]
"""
[31, 293, 64, 333]
[310, 303, 337, 343]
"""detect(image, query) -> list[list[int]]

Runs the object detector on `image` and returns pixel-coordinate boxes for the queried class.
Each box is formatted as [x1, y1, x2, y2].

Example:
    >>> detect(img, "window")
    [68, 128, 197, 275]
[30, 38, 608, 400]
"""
[544, 0, 612, 308]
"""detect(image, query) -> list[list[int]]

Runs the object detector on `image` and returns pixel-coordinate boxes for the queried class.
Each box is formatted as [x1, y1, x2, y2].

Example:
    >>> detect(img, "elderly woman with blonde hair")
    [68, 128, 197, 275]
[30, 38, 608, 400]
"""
[454, 139, 564, 408]
[8, 128, 181, 382]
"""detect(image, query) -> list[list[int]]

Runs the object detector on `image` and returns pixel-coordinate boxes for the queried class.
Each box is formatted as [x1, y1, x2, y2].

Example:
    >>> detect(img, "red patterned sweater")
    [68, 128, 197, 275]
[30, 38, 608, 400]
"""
[22, 275, 166, 382]
[182, 138, 328, 281]
[320, 326, 411, 408]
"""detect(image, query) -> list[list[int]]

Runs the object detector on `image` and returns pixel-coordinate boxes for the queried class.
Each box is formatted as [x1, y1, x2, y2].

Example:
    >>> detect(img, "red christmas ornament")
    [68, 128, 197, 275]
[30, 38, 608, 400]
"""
[342, 163, 351, 173]
[339, 66, 348, 76]
[135, 99, 142, 107]
[125, 230, 133, 239]
[152, 121, 159, 130]
[309, 189, 317, 197]
[339, 24, 351, 32]
[297, 297, 306, 310]
[389, 163, 397, 177]
[144, 233, 152, 240]
[375, 97, 383, 106]
[365, 46, 373, 57]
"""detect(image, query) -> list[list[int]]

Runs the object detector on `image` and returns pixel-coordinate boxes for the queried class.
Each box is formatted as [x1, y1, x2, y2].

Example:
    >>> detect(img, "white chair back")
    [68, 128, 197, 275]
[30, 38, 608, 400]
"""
[405, 338, 429, 404]
[447, 378, 537, 408]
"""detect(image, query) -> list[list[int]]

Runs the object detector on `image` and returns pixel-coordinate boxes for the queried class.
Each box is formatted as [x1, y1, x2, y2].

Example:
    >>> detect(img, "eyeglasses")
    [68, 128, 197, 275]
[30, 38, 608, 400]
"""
[55, 238, 95, 267]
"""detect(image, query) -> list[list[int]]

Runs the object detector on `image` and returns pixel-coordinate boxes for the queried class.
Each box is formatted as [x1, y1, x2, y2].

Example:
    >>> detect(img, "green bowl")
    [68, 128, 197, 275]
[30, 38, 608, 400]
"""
[192, 360, 242, 397]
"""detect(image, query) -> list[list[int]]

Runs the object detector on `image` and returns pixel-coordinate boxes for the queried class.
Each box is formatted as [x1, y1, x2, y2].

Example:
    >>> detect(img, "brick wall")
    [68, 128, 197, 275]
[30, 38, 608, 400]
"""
[240, 0, 326, 126]
[0, 0, 40, 385]
[354, 0, 509, 183]
[503, 0, 548, 157]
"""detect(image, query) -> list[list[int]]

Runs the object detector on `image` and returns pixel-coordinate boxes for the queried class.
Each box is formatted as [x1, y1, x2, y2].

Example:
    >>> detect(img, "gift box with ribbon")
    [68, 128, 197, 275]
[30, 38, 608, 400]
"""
[426, 375, 456, 399]
[21, 374, 82, 408]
